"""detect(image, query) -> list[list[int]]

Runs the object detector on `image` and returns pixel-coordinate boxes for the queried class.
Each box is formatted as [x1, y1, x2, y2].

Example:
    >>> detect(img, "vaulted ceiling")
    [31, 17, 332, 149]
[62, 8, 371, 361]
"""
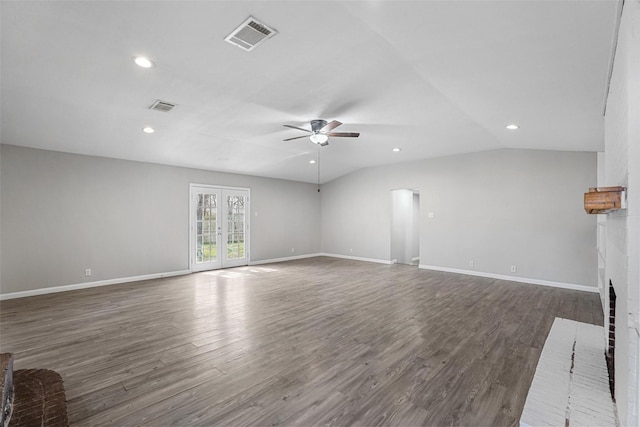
[0, 1, 620, 183]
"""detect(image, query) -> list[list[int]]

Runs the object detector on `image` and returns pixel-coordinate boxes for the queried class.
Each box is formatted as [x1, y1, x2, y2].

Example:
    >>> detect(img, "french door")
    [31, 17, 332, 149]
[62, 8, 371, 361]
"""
[190, 185, 249, 272]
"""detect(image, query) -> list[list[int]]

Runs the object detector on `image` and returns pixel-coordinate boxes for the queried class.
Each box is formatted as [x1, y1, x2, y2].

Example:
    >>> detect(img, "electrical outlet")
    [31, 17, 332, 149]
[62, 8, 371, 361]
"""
[85, 268, 92, 277]
[510, 265, 517, 273]
[469, 260, 474, 267]
[350, 248, 353, 253]
[291, 247, 295, 253]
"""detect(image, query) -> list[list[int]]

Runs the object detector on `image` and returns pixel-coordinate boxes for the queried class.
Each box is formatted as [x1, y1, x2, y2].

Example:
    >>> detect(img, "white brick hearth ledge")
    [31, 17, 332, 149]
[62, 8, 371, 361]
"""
[520, 318, 618, 426]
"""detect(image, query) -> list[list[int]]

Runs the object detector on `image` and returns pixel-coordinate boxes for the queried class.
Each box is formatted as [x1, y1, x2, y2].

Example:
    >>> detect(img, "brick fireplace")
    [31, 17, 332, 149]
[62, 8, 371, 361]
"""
[606, 281, 616, 400]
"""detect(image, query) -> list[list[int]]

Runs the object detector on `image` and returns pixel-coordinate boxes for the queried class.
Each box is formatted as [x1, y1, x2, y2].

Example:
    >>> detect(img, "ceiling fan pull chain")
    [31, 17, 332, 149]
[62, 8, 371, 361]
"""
[317, 146, 320, 193]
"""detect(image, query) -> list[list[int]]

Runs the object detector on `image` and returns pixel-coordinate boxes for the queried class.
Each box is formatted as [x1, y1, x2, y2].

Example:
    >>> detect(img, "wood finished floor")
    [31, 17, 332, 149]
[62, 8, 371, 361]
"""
[0, 257, 603, 426]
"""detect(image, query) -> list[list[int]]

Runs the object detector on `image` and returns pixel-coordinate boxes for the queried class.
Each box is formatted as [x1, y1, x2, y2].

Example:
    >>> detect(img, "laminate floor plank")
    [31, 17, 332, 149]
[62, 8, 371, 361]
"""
[0, 257, 603, 426]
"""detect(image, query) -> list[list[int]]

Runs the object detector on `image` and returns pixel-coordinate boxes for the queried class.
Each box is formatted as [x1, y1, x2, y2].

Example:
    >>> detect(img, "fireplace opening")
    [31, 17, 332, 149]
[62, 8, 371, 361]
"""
[606, 280, 616, 400]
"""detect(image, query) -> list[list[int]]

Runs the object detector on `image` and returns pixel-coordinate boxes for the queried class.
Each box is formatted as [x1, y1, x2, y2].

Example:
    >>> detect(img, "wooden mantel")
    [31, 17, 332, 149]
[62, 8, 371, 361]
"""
[584, 186, 627, 214]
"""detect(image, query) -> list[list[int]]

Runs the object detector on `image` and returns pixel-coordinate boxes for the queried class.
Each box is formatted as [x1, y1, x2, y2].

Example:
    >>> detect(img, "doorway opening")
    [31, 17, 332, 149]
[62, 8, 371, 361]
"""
[390, 189, 420, 266]
[190, 184, 250, 272]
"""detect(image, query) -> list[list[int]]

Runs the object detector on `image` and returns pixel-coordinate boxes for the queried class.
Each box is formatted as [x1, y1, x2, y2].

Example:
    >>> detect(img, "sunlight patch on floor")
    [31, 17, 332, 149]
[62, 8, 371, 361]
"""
[200, 266, 279, 278]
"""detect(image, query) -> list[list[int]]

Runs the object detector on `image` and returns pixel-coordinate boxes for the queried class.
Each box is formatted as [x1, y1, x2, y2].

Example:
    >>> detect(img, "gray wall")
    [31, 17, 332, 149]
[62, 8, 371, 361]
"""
[0, 145, 320, 294]
[1, 145, 598, 295]
[321, 148, 597, 287]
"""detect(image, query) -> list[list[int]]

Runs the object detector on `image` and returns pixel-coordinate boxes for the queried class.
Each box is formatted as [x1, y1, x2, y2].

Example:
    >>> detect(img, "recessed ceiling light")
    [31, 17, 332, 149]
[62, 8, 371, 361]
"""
[506, 124, 519, 130]
[142, 126, 155, 134]
[134, 56, 155, 68]
[392, 148, 401, 152]
[309, 160, 316, 164]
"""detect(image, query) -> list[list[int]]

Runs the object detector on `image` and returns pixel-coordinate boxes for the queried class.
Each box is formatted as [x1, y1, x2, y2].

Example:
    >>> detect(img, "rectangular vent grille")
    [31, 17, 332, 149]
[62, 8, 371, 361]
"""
[149, 100, 176, 112]
[224, 16, 277, 51]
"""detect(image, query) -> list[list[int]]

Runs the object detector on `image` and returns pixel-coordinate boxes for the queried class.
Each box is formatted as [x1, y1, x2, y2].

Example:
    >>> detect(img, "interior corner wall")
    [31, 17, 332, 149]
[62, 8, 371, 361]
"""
[603, 1, 640, 425]
[321, 148, 597, 288]
[0, 145, 321, 295]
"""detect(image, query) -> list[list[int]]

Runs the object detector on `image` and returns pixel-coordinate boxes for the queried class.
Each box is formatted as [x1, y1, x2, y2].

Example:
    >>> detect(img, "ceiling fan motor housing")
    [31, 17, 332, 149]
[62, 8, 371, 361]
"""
[310, 119, 328, 133]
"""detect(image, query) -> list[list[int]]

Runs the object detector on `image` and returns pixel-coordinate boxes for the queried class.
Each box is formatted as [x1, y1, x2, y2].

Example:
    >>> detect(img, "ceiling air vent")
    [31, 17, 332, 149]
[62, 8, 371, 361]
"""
[224, 16, 277, 51]
[148, 100, 176, 112]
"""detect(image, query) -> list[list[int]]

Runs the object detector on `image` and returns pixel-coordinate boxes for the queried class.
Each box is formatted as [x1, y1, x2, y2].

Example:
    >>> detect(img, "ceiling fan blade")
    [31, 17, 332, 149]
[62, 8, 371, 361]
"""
[283, 135, 310, 141]
[283, 124, 311, 133]
[319, 141, 329, 147]
[320, 120, 342, 133]
[327, 132, 360, 138]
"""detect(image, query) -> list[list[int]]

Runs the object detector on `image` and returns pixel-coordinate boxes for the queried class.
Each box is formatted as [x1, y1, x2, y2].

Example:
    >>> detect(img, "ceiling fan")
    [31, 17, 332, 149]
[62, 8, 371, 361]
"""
[283, 119, 360, 146]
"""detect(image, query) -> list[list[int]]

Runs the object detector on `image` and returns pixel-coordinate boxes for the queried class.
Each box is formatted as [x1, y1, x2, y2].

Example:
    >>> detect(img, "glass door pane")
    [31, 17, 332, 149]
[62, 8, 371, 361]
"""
[191, 187, 221, 272]
[222, 190, 248, 267]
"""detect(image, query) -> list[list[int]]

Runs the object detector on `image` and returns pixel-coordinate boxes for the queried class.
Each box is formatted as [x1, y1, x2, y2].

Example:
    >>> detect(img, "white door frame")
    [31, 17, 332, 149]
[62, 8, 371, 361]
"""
[189, 183, 250, 272]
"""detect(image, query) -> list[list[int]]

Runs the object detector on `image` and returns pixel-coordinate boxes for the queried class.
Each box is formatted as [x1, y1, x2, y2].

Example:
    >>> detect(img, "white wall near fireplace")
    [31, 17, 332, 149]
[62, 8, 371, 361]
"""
[601, 1, 640, 425]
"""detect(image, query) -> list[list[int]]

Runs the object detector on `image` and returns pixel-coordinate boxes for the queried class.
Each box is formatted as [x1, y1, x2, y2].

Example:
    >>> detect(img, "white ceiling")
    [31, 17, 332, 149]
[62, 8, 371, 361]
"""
[1, 1, 620, 183]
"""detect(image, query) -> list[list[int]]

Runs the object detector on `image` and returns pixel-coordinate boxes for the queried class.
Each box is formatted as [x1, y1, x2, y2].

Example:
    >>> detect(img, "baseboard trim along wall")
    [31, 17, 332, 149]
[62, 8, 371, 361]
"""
[320, 253, 395, 265]
[419, 264, 598, 293]
[2, 258, 593, 300]
[249, 253, 323, 265]
[0, 270, 192, 300]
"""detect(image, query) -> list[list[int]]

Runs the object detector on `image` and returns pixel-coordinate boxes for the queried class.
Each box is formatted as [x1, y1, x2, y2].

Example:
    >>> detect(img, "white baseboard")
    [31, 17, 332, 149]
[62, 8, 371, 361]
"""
[249, 253, 323, 265]
[321, 253, 394, 265]
[419, 265, 598, 293]
[0, 270, 191, 300]
[3, 260, 594, 300]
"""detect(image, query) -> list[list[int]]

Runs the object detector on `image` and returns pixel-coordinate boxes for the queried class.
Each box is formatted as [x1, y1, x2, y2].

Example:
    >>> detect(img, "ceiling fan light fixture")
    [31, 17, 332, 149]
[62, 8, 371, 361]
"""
[310, 134, 328, 144]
